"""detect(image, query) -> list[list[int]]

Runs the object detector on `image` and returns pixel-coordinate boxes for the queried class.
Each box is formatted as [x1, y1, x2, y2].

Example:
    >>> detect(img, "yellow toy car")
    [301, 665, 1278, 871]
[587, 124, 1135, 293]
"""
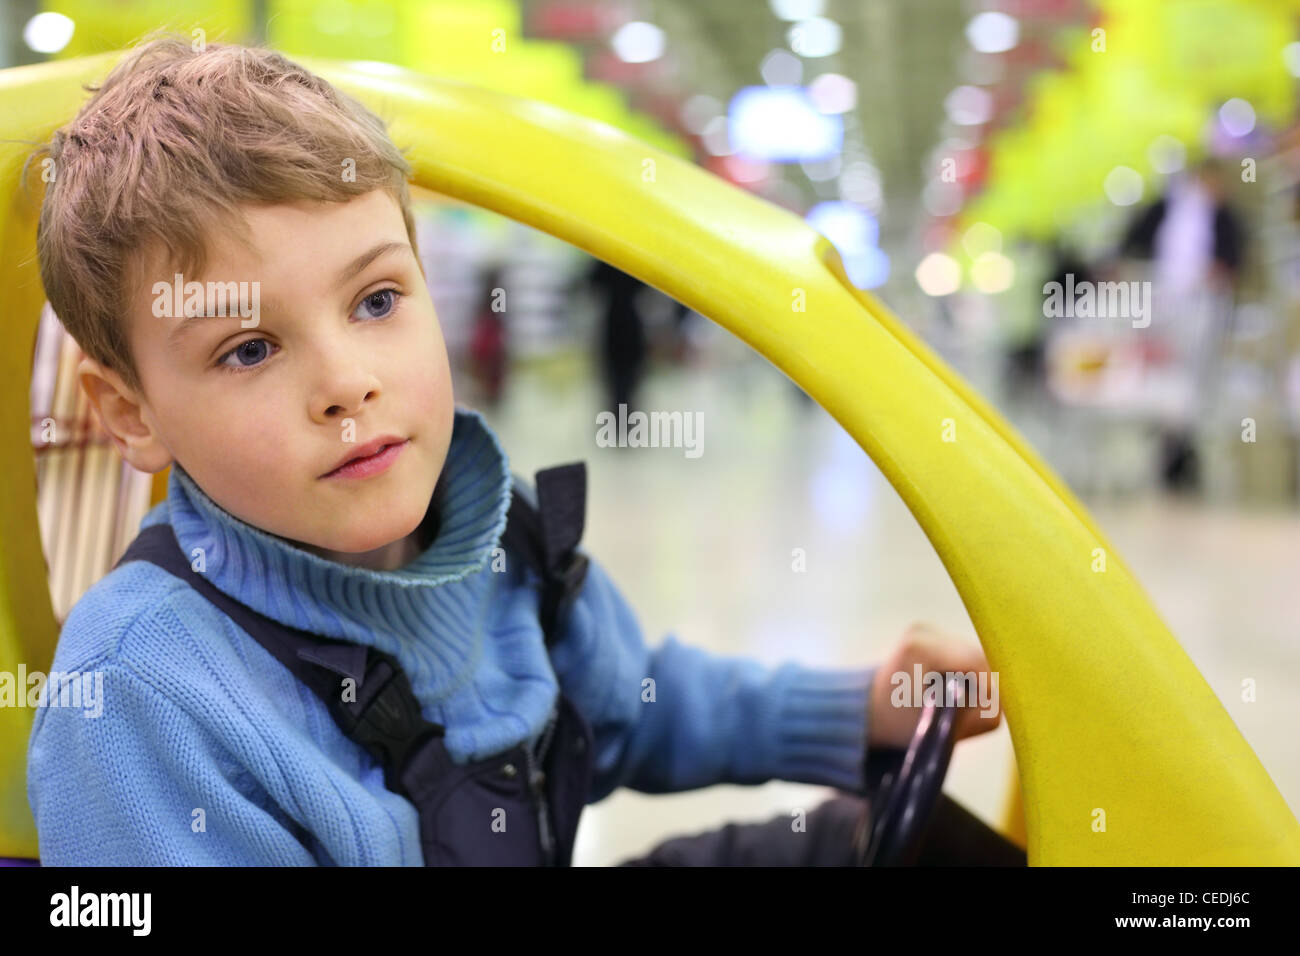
[1, 51, 1297, 866]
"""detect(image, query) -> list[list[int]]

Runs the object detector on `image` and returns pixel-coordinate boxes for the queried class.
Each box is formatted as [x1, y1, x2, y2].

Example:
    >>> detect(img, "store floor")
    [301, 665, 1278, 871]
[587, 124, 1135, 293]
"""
[476, 356, 1300, 866]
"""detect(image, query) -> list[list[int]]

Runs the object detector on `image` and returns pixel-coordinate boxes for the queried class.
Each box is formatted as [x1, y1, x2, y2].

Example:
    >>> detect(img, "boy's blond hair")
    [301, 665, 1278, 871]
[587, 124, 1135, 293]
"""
[30, 33, 418, 395]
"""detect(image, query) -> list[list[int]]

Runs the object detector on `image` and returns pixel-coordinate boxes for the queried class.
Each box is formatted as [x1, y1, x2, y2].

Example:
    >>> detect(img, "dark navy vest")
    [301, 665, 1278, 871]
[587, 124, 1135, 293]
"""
[113, 462, 595, 866]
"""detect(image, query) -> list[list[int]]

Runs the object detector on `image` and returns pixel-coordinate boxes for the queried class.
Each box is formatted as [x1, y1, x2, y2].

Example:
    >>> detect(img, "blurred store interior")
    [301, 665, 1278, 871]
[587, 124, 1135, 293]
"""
[10, 0, 1300, 864]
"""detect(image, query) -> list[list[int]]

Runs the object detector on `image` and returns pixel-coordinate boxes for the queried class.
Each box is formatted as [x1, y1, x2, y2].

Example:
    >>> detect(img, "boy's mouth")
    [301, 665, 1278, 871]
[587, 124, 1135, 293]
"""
[320, 435, 409, 479]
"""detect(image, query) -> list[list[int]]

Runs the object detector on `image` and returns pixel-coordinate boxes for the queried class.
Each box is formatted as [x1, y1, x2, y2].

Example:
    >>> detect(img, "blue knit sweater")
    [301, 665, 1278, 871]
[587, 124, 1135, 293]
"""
[26, 405, 876, 865]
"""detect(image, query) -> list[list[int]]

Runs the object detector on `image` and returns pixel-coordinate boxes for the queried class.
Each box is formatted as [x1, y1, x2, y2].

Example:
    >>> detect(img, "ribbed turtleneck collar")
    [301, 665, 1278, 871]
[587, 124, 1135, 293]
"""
[161, 405, 514, 698]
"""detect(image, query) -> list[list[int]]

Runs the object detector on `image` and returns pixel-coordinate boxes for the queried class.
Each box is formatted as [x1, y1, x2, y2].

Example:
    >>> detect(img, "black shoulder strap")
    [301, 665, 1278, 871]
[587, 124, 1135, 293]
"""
[112, 523, 357, 705]
[500, 462, 590, 648]
[112, 523, 446, 795]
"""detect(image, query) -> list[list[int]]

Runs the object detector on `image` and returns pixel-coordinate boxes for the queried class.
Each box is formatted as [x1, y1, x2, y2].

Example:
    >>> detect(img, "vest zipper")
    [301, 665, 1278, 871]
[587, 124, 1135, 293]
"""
[524, 704, 559, 865]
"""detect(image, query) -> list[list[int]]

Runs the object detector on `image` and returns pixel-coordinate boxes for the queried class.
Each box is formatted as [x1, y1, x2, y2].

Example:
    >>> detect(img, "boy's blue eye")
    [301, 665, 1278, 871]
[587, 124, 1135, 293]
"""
[218, 338, 273, 371]
[354, 288, 399, 320]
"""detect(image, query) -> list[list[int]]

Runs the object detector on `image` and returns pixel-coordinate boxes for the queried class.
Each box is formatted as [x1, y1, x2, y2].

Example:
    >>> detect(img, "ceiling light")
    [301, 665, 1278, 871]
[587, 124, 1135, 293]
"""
[23, 12, 75, 54]
[788, 17, 841, 58]
[612, 21, 666, 64]
[966, 12, 1019, 54]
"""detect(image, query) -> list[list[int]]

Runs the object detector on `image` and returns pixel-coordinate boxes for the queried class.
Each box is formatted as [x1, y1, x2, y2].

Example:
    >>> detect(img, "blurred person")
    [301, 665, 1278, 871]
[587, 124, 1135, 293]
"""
[1119, 158, 1247, 491]
[469, 264, 509, 407]
[589, 257, 649, 414]
[1121, 157, 1244, 295]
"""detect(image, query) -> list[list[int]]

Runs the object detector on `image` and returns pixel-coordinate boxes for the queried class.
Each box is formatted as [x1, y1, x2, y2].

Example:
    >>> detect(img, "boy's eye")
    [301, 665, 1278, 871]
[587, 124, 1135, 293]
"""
[218, 338, 274, 372]
[354, 288, 399, 320]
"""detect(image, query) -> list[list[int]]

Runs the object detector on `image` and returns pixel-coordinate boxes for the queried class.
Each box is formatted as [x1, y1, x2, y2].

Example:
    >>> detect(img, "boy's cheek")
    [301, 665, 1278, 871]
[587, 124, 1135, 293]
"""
[183, 416, 299, 493]
[402, 350, 455, 425]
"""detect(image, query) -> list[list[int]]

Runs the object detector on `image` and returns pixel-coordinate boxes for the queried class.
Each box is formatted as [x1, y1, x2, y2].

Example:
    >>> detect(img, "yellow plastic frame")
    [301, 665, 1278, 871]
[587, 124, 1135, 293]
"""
[2, 52, 1297, 864]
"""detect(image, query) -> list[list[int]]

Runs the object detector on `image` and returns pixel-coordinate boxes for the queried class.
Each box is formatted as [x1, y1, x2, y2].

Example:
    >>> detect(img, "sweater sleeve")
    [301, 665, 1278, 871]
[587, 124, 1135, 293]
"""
[546, 552, 877, 804]
[27, 660, 318, 866]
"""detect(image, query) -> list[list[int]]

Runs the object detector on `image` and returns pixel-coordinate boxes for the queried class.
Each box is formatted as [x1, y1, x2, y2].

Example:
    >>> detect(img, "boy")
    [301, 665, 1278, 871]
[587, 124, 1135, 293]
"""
[26, 35, 1001, 866]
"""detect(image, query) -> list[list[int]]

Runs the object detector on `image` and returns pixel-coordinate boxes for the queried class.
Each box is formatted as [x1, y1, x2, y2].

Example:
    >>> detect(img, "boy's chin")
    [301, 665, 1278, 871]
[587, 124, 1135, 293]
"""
[288, 511, 426, 561]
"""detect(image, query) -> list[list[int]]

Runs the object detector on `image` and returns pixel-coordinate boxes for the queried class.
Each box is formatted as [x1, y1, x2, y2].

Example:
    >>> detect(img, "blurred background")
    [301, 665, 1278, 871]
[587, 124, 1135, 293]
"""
[11, 0, 1300, 865]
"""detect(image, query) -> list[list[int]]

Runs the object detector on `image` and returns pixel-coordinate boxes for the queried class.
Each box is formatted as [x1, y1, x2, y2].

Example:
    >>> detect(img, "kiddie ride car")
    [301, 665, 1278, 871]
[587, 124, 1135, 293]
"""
[1, 51, 1297, 866]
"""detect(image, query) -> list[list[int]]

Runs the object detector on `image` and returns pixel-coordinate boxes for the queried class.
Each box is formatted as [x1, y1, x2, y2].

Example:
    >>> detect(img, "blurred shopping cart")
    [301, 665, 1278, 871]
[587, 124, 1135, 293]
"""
[1042, 262, 1237, 496]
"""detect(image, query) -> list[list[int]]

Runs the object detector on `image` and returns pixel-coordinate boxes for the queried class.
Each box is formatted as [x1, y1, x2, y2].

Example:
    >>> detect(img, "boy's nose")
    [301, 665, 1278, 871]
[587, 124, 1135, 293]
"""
[317, 388, 378, 421]
[310, 348, 383, 423]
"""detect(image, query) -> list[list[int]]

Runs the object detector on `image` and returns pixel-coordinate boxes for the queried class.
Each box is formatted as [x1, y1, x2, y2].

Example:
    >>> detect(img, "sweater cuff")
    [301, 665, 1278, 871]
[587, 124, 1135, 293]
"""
[734, 663, 877, 792]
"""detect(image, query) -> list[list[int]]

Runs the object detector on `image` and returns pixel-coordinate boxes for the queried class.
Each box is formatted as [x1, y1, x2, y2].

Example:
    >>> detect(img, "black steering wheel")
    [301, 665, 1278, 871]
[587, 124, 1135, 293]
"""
[854, 675, 964, 866]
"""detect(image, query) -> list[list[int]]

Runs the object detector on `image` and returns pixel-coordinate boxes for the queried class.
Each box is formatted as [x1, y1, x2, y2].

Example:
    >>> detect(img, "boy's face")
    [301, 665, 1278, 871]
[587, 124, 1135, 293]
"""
[98, 188, 454, 564]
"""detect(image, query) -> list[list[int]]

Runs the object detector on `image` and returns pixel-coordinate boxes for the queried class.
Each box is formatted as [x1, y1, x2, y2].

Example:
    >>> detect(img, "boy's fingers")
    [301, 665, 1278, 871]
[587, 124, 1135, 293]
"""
[887, 627, 1002, 744]
[954, 700, 1002, 740]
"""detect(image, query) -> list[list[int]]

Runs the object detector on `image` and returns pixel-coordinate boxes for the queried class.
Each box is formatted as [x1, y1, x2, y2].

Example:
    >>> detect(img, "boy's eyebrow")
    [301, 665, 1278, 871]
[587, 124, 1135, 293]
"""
[165, 312, 246, 351]
[163, 240, 414, 351]
[333, 240, 412, 291]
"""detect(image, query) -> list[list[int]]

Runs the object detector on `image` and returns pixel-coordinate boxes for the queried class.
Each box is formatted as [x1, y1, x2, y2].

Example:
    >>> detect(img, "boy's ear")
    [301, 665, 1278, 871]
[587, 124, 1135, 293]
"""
[77, 356, 174, 474]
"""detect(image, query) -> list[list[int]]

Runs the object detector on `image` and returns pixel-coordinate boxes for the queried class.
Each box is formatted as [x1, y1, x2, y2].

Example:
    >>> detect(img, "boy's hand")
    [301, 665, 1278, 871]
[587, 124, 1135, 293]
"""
[867, 623, 1002, 749]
